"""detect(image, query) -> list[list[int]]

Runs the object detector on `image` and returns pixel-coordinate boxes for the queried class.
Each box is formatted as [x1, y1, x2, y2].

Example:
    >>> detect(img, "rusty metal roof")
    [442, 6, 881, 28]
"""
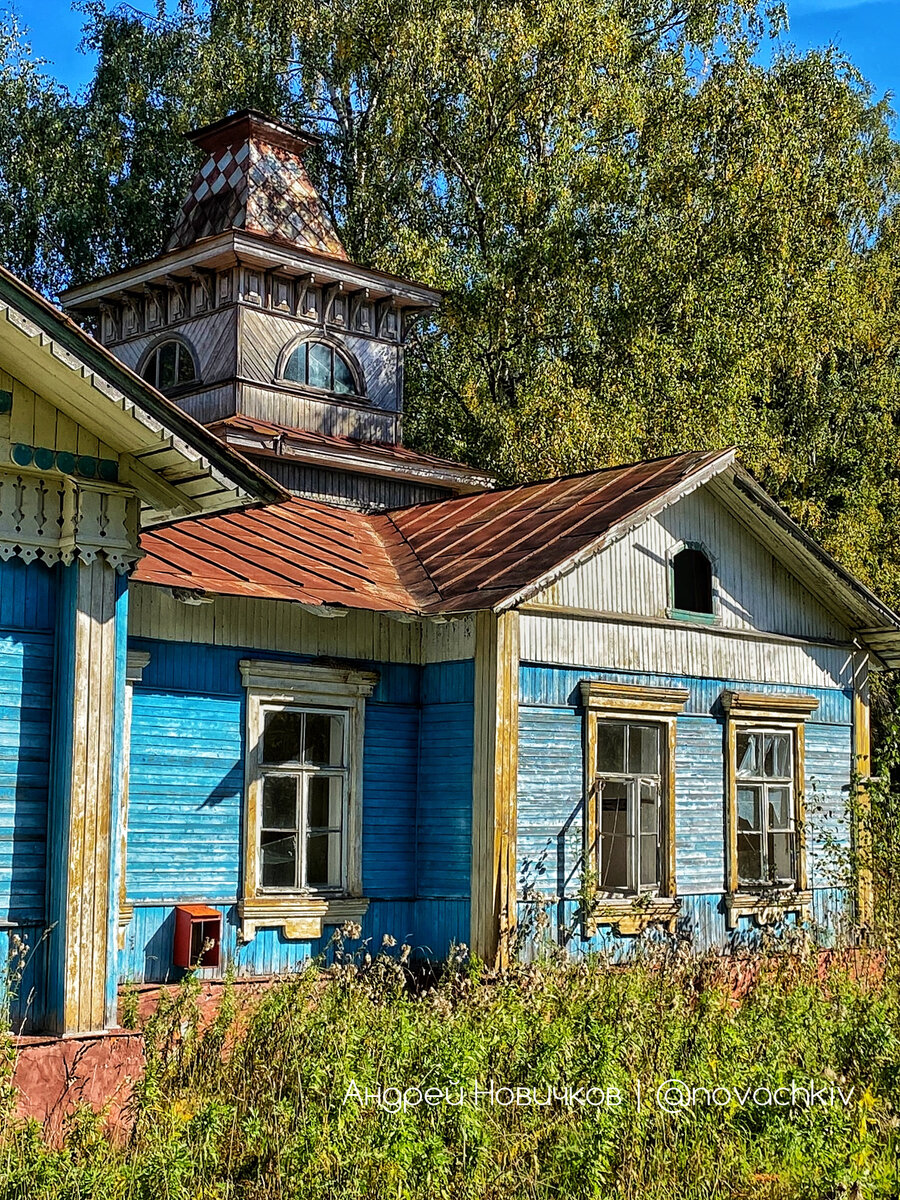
[386, 448, 733, 612]
[134, 449, 730, 612]
[136, 496, 438, 611]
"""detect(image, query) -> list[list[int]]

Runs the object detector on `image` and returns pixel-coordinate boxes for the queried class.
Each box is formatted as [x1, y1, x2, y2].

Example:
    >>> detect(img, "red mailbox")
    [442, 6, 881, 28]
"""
[173, 904, 222, 969]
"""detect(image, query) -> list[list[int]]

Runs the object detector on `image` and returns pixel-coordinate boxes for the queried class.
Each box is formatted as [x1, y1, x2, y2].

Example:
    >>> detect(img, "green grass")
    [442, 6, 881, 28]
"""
[1, 939, 899, 1199]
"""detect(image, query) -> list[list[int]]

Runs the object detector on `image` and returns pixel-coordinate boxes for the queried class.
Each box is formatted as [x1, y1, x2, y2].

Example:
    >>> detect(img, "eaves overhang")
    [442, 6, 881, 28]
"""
[0, 263, 288, 522]
[60, 230, 442, 312]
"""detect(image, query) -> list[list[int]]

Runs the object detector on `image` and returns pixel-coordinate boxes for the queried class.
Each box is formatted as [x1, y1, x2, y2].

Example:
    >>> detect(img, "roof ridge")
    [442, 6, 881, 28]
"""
[369, 510, 443, 610]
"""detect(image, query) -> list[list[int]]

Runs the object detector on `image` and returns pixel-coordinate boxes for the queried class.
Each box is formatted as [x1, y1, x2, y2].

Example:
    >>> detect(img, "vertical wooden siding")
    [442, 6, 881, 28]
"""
[46, 559, 120, 1034]
[470, 613, 518, 964]
[536, 487, 850, 642]
[417, 661, 475, 901]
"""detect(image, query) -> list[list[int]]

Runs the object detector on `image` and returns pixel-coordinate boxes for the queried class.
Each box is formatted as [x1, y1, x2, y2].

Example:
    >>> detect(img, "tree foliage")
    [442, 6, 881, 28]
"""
[3, 0, 900, 598]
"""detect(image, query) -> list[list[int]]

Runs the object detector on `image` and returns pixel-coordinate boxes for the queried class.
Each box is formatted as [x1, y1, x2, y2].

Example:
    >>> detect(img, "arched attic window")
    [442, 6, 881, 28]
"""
[670, 543, 715, 619]
[141, 339, 197, 393]
[281, 339, 363, 398]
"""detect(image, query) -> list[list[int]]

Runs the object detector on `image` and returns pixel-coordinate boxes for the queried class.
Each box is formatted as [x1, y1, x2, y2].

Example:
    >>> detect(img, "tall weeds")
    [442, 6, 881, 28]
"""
[0, 937, 898, 1200]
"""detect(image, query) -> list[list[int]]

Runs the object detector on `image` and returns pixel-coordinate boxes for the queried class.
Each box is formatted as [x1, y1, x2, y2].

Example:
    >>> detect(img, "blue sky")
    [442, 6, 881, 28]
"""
[9, 0, 900, 109]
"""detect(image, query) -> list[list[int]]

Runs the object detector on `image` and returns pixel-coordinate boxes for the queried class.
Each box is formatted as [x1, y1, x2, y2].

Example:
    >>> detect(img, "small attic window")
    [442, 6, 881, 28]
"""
[670, 544, 716, 620]
[142, 339, 197, 393]
[281, 340, 363, 398]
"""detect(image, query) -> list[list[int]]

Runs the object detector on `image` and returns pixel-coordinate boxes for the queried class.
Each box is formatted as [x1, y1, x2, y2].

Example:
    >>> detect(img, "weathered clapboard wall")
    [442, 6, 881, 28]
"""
[128, 584, 473, 665]
[239, 307, 402, 414]
[119, 638, 476, 982]
[250, 458, 450, 509]
[515, 664, 854, 958]
[537, 487, 850, 642]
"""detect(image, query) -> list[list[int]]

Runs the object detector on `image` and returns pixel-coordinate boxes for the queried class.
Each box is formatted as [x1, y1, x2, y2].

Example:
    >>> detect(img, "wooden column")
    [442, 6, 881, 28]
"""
[470, 609, 519, 966]
[853, 653, 874, 928]
[46, 558, 124, 1035]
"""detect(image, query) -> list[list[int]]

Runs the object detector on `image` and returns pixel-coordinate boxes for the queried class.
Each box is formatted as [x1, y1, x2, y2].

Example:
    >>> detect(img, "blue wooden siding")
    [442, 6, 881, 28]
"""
[119, 898, 472, 983]
[520, 665, 852, 725]
[0, 560, 57, 1031]
[515, 889, 850, 962]
[516, 664, 854, 954]
[675, 717, 727, 893]
[120, 641, 474, 982]
[363, 703, 418, 897]
[128, 689, 244, 901]
[416, 661, 474, 900]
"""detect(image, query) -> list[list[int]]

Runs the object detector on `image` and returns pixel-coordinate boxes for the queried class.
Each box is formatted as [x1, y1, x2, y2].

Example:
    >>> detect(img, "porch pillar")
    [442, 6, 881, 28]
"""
[470, 609, 519, 966]
[45, 558, 127, 1035]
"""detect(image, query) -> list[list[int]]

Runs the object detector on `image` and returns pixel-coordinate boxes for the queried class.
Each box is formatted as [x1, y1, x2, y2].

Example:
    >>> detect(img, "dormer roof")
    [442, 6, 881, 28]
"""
[165, 110, 348, 260]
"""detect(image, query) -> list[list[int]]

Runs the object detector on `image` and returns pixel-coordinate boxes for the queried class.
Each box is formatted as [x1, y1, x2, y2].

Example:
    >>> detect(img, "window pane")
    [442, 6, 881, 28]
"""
[333, 352, 355, 394]
[767, 786, 791, 830]
[628, 725, 660, 775]
[768, 832, 795, 883]
[142, 354, 158, 386]
[284, 345, 307, 384]
[261, 831, 297, 888]
[639, 781, 658, 833]
[764, 734, 791, 780]
[306, 832, 341, 887]
[600, 782, 628, 890]
[640, 835, 658, 888]
[736, 786, 761, 832]
[736, 733, 760, 778]
[177, 344, 196, 383]
[304, 713, 343, 766]
[738, 832, 763, 883]
[158, 342, 178, 390]
[263, 711, 303, 763]
[308, 775, 342, 829]
[307, 342, 332, 389]
[596, 723, 625, 774]
[262, 776, 296, 829]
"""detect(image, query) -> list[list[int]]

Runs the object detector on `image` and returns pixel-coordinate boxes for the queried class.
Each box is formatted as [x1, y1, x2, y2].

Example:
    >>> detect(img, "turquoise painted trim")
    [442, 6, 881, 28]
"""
[44, 561, 78, 1034]
[666, 608, 718, 625]
[105, 572, 129, 1026]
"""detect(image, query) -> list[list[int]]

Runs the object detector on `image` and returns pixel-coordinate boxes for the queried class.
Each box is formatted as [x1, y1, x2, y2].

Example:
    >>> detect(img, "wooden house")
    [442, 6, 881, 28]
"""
[0, 111, 897, 1035]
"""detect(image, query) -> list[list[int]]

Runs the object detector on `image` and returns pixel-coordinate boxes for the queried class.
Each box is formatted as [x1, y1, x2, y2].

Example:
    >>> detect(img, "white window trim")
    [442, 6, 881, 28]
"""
[239, 661, 378, 940]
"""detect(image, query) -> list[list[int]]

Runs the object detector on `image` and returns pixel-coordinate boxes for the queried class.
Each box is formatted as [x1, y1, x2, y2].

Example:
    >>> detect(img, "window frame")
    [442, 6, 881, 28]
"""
[240, 661, 377, 940]
[256, 704, 350, 894]
[722, 690, 818, 929]
[139, 337, 199, 395]
[666, 539, 719, 625]
[276, 335, 366, 401]
[592, 720, 666, 896]
[580, 681, 689, 935]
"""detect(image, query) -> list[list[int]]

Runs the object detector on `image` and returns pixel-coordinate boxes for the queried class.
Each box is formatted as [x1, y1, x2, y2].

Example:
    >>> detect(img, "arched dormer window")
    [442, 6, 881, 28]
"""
[669, 542, 716, 620]
[141, 338, 198, 393]
[279, 338, 364, 398]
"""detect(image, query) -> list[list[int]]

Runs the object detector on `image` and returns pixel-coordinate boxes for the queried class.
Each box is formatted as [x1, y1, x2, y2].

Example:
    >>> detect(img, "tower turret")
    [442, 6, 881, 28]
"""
[61, 110, 492, 507]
